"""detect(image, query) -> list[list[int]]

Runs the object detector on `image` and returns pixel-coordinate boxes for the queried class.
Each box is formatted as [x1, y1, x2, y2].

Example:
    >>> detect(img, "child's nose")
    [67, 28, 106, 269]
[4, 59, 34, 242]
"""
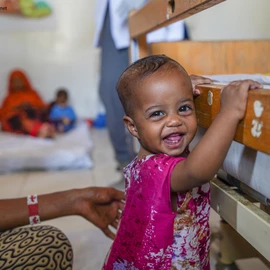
[166, 114, 183, 127]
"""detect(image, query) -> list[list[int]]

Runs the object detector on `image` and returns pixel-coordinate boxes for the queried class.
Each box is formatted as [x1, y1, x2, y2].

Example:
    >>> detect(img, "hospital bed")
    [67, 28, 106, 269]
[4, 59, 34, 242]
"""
[0, 121, 93, 174]
[128, 0, 270, 267]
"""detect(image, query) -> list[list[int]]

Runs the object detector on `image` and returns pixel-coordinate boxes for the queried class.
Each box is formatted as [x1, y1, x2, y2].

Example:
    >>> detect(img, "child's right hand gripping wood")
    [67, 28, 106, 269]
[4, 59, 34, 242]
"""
[195, 82, 269, 154]
[171, 80, 264, 192]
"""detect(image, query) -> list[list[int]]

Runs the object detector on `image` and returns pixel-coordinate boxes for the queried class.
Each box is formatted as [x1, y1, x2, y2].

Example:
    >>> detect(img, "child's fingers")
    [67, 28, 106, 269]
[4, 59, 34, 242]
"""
[194, 78, 212, 85]
[238, 80, 262, 93]
[225, 80, 262, 91]
[190, 74, 212, 86]
[193, 89, 200, 96]
[249, 84, 261, 89]
[248, 81, 263, 89]
[201, 77, 212, 84]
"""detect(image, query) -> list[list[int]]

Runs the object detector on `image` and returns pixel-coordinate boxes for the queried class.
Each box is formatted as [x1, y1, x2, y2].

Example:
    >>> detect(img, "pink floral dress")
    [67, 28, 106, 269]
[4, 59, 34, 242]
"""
[103, 154, 210, 270]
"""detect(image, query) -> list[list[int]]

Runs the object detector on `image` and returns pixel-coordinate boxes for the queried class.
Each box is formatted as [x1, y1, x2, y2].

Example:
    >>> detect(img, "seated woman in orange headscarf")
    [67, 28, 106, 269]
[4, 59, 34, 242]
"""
[0, 70, 55, 138]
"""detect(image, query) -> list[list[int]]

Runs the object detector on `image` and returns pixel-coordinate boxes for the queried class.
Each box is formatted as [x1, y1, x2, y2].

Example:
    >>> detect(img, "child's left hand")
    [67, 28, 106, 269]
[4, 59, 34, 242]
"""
[190, 74, 212, 96]
[62, 118, 70, 125]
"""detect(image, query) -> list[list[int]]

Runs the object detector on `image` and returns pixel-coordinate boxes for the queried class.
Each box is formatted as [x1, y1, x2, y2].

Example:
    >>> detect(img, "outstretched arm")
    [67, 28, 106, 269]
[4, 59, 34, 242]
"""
[0, 187, 124, 239]
[171, 80, 262, 192]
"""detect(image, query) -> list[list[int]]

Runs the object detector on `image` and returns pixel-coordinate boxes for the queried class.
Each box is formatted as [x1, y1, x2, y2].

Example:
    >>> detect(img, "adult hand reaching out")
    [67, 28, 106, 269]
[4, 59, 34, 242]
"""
[77, 187, 125, 239]
[0, 187, 125, 240]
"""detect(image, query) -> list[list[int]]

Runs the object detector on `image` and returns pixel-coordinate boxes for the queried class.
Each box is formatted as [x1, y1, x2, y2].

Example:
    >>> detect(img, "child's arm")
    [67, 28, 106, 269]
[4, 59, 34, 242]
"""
[171, 80, 262, 192]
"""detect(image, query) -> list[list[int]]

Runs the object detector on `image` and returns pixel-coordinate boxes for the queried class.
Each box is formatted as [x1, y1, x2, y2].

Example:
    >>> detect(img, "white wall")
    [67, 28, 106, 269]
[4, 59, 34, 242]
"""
[0, 0, 269, 119]
[0, 0, 100, 119]
[185, 0, 270, 40]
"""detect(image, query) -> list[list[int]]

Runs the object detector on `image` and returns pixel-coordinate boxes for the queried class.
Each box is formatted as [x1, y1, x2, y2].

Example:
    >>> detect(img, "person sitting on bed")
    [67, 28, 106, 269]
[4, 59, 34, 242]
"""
[102, 55, 262, 269]
[0, 69, 55, 138]
[49, 88, 77, 133]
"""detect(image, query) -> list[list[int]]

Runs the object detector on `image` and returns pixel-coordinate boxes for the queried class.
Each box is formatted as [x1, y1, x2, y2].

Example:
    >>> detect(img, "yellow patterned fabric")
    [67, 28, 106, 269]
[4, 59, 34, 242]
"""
[19, 0, 52, 18]
[0, 225, 73, 270]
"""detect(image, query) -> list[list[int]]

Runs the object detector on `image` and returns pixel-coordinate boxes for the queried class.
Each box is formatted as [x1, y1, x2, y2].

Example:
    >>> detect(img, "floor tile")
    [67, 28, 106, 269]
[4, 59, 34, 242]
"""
[236, 258, 270, 270]
[19, 169, 95, 197]
[0, 172, 28, 198]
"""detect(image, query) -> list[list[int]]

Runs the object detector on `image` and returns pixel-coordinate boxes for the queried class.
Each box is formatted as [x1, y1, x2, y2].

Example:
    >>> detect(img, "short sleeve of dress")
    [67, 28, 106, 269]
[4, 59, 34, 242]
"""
[139, 154, 186, 209]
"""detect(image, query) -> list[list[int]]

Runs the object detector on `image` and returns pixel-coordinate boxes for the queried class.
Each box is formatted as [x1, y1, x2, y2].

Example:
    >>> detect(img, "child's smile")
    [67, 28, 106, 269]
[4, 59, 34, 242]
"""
[125, 67, 197, 158]
[162, 132, 185, 149]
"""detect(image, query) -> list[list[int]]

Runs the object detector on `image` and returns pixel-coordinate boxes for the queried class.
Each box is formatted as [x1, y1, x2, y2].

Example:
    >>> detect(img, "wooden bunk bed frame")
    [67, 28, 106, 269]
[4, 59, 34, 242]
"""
[128, 0, 270, 266]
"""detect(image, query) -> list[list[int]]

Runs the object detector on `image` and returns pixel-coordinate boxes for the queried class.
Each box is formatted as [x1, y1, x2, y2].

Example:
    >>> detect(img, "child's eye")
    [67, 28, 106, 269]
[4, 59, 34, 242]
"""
[179, 105, 192, 113]
[150, 111, 164, 117]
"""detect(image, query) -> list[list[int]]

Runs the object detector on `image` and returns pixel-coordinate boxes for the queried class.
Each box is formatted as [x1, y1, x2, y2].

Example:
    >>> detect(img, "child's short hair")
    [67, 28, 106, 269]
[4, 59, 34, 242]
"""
[56, 88, 68, 99]
[116, 54, 188, 116]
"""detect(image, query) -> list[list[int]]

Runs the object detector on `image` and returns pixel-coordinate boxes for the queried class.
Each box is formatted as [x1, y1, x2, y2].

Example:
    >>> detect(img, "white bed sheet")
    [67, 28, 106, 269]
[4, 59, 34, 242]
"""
[192, 127, 270, 200]
[206, 74, 270, 87]
[0, 121, 93, 174]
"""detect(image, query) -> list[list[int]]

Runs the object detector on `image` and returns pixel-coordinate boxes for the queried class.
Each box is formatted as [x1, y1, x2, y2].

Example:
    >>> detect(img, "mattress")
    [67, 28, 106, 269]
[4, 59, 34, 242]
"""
[0, 121, 93, 174]
[191, 127, 270, 200]
[206, 74, 270, 86]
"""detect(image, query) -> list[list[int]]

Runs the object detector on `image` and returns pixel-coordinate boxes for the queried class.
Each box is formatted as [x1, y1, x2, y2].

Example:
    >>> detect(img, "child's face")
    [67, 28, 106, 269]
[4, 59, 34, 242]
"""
[56, 95, 67, 106]
[125, 67, 197, 158]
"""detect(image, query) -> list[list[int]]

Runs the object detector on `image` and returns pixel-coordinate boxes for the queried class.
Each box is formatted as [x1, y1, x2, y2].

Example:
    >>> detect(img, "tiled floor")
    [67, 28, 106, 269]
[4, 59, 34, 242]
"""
[0, 128, 268, 269]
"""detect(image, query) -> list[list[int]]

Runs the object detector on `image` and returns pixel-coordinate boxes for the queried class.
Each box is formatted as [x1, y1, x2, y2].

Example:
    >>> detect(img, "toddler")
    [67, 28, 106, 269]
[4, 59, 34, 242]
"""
[49, 89, 76, 133]
[103, 55, 261, 269]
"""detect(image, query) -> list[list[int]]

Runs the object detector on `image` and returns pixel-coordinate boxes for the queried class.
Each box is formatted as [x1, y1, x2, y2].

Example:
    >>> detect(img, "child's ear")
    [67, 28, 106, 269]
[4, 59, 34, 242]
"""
[123, 116, 139, 139]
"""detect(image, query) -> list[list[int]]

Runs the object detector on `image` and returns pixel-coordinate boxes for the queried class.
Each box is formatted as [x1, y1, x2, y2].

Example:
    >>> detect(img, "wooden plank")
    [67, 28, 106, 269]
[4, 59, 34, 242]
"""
[150, 41, 270, 75]
[195, 84, 270, 154]
[137, 34, 148, 59]
[211, 178, 270, 262]
[129, 0, 226, 39]
[128, 10, 149, 62]
[129, 35, 148, 63]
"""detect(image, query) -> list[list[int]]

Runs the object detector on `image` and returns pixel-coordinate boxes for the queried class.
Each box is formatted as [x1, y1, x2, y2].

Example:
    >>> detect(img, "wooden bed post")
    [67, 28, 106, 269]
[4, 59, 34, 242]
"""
[129, 0, 226, 41]
[129, 34, 148, 63]
[128, 0, 226, 63]
[128, 9, 148, 63]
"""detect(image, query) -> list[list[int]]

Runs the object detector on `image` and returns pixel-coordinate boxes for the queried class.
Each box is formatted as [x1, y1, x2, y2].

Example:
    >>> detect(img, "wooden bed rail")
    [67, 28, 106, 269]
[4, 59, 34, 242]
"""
[150, 40, 270, 75]
[129, 0, 226, 39]
[195, 84, 270, 154]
